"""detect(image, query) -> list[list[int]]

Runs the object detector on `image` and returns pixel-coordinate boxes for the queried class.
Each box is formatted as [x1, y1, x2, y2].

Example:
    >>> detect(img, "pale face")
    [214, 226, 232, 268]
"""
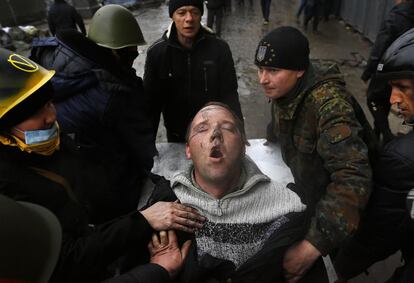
[10, 101, 57, 140]
[186, 106, 245, 186]
[172, 6, 201, 45]
[258, 66, 305, 100]
[389, 79, 414, 121]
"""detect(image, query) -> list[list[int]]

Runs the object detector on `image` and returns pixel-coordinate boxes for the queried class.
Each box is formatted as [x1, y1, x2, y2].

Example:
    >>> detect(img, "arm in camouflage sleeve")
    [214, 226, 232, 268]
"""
[305, 91, 372, 256]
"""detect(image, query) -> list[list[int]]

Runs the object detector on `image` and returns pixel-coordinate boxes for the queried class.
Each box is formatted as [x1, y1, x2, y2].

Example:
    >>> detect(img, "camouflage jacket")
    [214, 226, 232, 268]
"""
[270, 62, 375, 255]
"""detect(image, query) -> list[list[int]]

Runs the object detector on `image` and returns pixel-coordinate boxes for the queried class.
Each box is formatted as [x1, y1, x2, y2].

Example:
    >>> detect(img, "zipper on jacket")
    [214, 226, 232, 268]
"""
[203, 66, 208, 94]
[187, 54, 191, 110]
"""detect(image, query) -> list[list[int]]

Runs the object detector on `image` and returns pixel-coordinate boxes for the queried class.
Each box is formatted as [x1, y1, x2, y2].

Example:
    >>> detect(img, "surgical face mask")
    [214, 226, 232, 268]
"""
[14, 123, 58, 145]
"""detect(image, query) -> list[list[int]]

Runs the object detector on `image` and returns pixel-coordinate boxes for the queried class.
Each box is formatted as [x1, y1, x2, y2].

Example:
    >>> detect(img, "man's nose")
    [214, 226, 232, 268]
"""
[390, 88, 402, 105]
[259, 71, 268, 85]
[44, 103, 57, 125]
[210, 128, 223, 142]
[184, 12, 194, 21]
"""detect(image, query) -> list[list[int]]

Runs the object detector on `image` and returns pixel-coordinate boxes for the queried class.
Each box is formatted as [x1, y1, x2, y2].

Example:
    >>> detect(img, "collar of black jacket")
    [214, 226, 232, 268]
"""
[164, 22, 215, 49]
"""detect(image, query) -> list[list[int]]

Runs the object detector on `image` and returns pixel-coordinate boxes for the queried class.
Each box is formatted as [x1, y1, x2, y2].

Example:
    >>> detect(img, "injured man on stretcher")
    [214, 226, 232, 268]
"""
[139, 102, 329, 283]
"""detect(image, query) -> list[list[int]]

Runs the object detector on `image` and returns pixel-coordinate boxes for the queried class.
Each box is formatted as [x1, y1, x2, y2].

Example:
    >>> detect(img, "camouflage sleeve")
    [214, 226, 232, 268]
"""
[305, 90, 372, 256]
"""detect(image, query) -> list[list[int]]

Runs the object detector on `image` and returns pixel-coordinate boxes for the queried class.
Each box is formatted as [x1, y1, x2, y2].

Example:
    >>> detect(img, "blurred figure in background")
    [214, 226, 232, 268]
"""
[261, 0, 272, 24]
[48, 0, 86, 36]
[361, 0, 414, 145]
[206, 0, 225, 37]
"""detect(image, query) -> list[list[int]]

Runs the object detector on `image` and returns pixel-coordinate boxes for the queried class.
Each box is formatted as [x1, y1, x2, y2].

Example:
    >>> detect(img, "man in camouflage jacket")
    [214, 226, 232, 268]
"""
[255, 26, 375, 283]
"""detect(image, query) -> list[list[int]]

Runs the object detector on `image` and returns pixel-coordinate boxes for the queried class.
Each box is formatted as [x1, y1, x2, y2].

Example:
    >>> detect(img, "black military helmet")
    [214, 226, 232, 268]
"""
[0, 47, 55, 129]
[376, 27, 414, 80]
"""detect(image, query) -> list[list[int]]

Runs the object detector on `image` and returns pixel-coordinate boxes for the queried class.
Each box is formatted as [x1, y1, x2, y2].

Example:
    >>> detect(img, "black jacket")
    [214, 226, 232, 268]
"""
[361, 1, 414, 82]
[30, 30, 157, 222]
[0, 144, 154, 283]
[335, 131, 414, 280]
[143, 24, 243, 142]
[48, 0, 86, 36]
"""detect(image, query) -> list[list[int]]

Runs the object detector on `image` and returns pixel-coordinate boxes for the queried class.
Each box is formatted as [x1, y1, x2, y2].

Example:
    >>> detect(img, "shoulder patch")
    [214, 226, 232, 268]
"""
[325, 124, 352, 144]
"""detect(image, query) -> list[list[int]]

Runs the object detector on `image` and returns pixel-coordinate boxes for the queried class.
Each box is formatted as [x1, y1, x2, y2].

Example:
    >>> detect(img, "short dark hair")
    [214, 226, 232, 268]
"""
[185, 101, 249, 145]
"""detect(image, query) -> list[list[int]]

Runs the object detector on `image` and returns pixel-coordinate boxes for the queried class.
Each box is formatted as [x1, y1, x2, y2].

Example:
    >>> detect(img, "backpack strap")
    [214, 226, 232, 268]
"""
[30, 166, 78, 203]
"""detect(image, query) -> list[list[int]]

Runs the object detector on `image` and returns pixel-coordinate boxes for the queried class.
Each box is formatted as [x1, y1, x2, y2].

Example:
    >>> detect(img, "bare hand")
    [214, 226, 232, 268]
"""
[149, 230, 191, 279]
[140, 201, 206, 233]
[283, 240, 321, 283]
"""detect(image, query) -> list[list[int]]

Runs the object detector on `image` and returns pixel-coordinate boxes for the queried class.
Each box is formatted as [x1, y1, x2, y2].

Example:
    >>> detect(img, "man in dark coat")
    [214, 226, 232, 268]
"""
[255, 27, 375, 282]
[0, 47, 203, 283]
[31, 5, 157, 222]
[361, 0, 414, 144]
[335, 27, 414, 283]
[48, 0, 86, 36]
[143, 0, 243, 142]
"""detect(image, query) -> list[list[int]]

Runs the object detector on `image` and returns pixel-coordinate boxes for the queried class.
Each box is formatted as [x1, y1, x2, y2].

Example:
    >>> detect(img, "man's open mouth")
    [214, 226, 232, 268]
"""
[210, 146, 223, 158]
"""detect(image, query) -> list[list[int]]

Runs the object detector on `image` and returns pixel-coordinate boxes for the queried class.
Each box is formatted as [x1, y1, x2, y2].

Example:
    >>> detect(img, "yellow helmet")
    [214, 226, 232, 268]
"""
[0, 47, 55, 121]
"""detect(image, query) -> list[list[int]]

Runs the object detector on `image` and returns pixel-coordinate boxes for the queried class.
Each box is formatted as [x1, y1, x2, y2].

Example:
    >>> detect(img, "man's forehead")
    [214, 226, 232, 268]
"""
[195, 106, 234, 120]
[390, 78, 414, 85]
[176, 5, 200, 12]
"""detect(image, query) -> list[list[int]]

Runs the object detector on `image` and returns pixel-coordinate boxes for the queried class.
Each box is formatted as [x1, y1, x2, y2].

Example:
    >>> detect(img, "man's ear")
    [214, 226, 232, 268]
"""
[297, 70, 305, 78]
[185, 143, 192, 160]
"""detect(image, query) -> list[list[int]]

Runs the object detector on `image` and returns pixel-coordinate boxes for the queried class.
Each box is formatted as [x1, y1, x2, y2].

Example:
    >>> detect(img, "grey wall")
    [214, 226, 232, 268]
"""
[340, 0, 396, 42]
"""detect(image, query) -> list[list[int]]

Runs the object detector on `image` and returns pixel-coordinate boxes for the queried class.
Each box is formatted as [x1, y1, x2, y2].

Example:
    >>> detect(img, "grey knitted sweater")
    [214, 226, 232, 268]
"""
[171, 156, 306, 269]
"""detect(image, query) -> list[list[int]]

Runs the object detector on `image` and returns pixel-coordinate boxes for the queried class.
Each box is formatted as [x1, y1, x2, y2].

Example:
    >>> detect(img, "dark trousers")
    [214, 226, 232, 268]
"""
[238, 0, 253, 5]
[322, 0, 333, 20]
[207, 7, 224, 37]
[304, 1, 321, 31]
[297, 0, 307, 17]
[224, 0, 231, 12]
[260, 0, 272, 21]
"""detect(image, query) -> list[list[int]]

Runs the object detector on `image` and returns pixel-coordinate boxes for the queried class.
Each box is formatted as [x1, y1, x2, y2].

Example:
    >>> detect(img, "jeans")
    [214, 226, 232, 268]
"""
[260, 0, 272, 21]
[297, 0, 307, 17]
[207, 7, 224, 37]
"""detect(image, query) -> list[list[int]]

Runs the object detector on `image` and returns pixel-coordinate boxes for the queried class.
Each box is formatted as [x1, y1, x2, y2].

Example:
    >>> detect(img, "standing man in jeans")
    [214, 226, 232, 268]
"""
[261, 0, 272, 24]
[206, 0, 225, 37]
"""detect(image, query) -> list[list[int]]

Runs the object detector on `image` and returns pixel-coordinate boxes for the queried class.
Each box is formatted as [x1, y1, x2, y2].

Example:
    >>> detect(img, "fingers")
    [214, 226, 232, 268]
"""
[148, 231, 169, 256]
[175, 217, 204, 230]
[181, 240, 192, 261]
[173, 203, 207, 222]
[152, 232, 161, 247]
[171, 223, 198, 233]
[168, 230, 178, 245]
[159, 231, 168, 247]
